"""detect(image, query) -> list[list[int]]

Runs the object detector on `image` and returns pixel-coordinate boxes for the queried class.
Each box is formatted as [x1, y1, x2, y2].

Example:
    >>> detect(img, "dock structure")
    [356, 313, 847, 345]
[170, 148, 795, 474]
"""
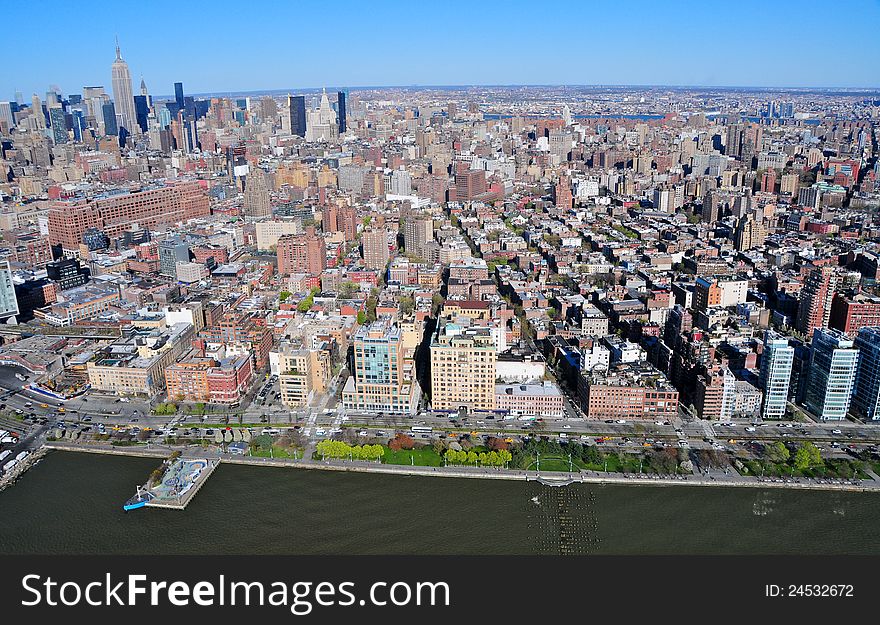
[129, 456, 220, 511]
[530, 474, 579, 487]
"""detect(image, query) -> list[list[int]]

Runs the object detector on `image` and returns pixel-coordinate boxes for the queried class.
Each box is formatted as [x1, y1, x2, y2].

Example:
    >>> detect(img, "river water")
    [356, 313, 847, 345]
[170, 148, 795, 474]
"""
[1, 451, 878, 555]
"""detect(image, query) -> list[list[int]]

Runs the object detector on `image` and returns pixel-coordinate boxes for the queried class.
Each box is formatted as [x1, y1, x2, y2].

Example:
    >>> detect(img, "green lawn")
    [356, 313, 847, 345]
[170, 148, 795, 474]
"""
[524, 455, 582, 472]
[519, 452, 651, 474]
[382, 446, 442, 467]
[250, 446, 302, 459]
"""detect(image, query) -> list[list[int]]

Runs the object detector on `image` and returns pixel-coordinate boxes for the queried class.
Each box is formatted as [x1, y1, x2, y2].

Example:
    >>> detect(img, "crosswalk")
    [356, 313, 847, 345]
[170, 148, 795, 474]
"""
[303, 412, 318, 437]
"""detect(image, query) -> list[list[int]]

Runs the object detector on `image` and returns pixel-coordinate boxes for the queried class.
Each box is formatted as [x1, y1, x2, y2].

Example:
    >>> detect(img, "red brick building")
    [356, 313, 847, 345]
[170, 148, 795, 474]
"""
[829, 292, 880, 334]
[165, 352, 253, 404]
[454, 170, 487, 201]
[48, 181, 210, 253]
[276, 227, 327, 276]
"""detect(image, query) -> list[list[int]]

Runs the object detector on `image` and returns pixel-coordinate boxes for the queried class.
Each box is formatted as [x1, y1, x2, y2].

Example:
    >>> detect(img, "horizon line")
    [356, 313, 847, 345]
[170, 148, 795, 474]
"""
[15, 82, 880, 100]
[160, 82, 880, 98]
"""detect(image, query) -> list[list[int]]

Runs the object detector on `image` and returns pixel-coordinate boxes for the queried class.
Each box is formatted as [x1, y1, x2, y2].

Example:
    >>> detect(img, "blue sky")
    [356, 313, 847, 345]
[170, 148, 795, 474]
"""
[2, 0, 879, 98]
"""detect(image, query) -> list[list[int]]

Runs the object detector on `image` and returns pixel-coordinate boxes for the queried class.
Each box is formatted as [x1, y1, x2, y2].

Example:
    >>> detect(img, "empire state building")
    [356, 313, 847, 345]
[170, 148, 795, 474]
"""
[111, 40, 137, 135]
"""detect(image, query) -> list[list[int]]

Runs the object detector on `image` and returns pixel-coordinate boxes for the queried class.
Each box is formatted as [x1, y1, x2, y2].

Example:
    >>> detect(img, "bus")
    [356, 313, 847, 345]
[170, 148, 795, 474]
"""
[411, 426, 433, 433]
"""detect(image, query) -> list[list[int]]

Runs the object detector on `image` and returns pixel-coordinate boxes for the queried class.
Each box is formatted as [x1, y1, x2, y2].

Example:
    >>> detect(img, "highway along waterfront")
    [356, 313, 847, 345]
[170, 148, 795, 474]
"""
[1, 451, 879, 555]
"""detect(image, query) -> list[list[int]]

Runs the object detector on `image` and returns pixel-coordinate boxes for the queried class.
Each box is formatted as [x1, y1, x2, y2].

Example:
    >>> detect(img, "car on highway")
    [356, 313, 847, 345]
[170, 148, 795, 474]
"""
[745, 426, 756, 432]
[831, 429, 842, 434]
[615, 419, 627, 424]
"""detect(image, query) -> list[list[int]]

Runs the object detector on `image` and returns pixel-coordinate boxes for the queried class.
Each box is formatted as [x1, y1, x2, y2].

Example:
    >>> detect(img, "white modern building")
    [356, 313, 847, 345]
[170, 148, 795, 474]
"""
[759, 330, 793, 420]
[805, 328, 858, 421]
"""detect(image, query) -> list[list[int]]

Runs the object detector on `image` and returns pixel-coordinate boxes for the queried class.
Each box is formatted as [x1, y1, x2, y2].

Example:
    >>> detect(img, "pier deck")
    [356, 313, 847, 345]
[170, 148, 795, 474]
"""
[144, 457, 219, 510]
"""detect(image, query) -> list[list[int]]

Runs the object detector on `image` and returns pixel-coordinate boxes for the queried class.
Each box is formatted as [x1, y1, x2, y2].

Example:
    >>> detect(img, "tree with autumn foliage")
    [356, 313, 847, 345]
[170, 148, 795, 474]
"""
[486, 436, 510, 451]
[388, 433, 415, 451]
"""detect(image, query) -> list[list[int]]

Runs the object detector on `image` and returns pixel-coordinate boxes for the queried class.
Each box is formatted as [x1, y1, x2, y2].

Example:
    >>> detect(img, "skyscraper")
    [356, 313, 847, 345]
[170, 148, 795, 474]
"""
[796, 267, 838, 335]
[853, 327, 880, 421]
[562, 103, 572, 126]
[454, 169, 487, 201]
[403, 214, 433, 260]
[174, 82, 185, 112]
[242, 168, 271, 219]
[288, 95, 306, 137]
[733, 212, 766, 252]
[361, 228, 389, 270]
[110, 40, 138, 134]
[134, 78, 150, 133]
[0, 260, 20, 322]
[804, 328, 858, 421]
[553, 172, 572, 208]
[341, 318, 417, 414]
[306, 89, 338, 141]
[336, 91, 347, 133]
[0, 102, 13, 129]
[31, 94, 45, 129]
[759, 330, 794, 420]
[48, 105, 67, 144]
[276, 228, 326, 275]
[102, 102, 118, 136]
[430, 322, 497, 412]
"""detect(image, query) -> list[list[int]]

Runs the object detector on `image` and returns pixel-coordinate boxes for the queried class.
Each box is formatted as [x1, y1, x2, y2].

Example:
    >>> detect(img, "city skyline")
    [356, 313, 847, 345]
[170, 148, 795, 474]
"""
[4, 0, 880, 98]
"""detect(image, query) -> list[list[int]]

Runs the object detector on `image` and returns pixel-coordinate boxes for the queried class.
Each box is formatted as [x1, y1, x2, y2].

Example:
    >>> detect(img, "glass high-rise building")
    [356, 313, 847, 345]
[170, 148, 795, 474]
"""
[336, 91, 346, 133]
[71, 109, 86, 141]
[0, 101, 13, 128]
[804, 328, 859, 421]
[759, 330, 794, 420]
[134, 95, 149, 133]
[102, 102, 118, 135]
[174, 82, 185, 111]
[341, 318, 417, 414]
[158, 105, 172, 129]
[853, 327, 880, 421]
[48, 105, 68, 144]
[288, 95, 306, 137]
[0, 260, 20, 321]
[159, 237, 191, 278]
